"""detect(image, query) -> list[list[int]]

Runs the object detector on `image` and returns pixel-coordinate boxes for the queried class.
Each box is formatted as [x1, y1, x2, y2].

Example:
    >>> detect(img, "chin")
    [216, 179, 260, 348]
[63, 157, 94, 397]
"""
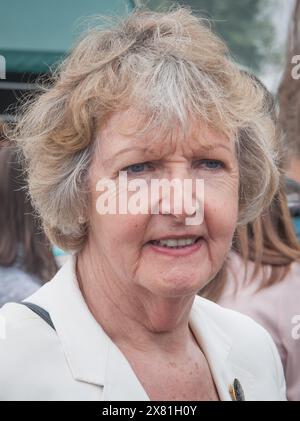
[144, 274, 206, 298]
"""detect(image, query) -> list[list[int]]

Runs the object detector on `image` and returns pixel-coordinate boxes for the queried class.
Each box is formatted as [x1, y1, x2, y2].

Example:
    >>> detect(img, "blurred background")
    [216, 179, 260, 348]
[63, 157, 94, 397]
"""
[0, 0, 295, 121]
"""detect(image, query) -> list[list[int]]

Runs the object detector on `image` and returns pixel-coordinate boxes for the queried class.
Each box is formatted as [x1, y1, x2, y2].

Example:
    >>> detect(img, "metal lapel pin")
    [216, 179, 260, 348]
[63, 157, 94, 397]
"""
[229, 378, 245, 401]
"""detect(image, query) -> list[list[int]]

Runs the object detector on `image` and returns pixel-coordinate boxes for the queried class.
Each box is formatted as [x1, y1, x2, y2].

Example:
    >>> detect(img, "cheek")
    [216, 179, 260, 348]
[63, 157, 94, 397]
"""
[89, 172, 151, 249]
[111, 215, 149, 245]
[204, 180, 239, 240]
[89, 207, 150, 252]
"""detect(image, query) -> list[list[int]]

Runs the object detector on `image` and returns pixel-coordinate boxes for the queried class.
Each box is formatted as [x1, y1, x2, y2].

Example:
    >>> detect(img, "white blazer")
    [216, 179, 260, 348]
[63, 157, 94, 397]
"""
[0, 255, 286, 401]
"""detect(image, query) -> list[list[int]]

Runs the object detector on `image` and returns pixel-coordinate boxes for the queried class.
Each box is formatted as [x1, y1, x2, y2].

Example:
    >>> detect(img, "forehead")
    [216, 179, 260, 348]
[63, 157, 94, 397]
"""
[96, 108, 235, 161]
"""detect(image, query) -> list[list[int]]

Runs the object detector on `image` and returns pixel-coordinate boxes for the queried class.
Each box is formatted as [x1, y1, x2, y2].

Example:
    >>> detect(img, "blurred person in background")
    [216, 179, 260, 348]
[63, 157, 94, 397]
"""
[0, 123, 57, 307]
[278, 0, 300, 239]
[285, 176, 300, 238]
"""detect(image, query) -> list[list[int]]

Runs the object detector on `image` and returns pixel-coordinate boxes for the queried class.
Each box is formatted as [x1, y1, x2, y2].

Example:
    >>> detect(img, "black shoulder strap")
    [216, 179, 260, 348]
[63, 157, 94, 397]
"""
[21, 302, 56, 331]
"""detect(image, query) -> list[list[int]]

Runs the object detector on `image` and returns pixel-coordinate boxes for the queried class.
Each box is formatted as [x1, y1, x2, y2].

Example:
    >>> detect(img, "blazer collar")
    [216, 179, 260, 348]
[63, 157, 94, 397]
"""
[190, 303, 237, 400]
[29, 254, 148, 399]
[189, 301, 255, 401]
[29, 254, 253, 401]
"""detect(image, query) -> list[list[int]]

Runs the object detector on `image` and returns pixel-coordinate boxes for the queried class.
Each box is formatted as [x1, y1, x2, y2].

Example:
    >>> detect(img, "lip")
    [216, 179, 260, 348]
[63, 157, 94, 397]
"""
[146, 237, 204, 257]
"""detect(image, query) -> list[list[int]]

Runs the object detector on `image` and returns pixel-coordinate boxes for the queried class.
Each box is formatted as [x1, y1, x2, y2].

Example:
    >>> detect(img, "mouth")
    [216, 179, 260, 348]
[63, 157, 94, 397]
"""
[145, 235, 204, 257]
[148, 236, 202, 249]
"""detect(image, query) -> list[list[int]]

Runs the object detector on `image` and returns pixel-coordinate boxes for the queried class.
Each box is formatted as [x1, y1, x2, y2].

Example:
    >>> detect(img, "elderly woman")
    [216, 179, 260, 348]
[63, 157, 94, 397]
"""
[0, 8, 286, 401]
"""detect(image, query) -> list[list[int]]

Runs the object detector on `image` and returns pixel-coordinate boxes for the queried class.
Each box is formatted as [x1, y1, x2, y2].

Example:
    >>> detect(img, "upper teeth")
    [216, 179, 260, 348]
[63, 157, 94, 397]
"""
[155, 238, 198, 247]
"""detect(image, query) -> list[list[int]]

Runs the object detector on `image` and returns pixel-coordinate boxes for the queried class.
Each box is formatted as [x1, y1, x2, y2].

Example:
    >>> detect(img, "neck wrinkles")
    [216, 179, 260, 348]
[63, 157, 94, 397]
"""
[76, 244, 197, 355]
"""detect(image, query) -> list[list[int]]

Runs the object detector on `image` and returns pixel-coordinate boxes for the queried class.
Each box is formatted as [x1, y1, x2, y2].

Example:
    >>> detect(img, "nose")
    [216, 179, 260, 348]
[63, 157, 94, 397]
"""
[152, 165, 204, 225]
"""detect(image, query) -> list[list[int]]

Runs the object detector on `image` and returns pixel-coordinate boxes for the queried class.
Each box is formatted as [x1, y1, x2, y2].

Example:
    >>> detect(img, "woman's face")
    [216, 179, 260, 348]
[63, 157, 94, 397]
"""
[87, 109, 239, 298]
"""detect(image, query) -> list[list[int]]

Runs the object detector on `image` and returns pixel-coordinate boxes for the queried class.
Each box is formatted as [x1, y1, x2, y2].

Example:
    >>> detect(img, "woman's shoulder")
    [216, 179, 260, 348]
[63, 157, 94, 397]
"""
[193, 294, 285, 367]
[194, 294, 277, 341]
[193, 295, 286, 400]
[0, 302, 91, 400]
[0, 302, 55, 397]
[0, 301, 58, 362]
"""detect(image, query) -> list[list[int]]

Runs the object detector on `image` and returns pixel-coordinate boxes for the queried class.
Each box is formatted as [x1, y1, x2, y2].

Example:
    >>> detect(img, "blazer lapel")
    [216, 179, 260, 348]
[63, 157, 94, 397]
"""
[189, 303, 254, 401]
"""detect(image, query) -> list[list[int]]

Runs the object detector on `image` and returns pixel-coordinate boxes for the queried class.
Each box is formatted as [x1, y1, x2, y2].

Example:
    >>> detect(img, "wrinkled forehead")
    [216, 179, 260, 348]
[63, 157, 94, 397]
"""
[94, 107, 236, 162]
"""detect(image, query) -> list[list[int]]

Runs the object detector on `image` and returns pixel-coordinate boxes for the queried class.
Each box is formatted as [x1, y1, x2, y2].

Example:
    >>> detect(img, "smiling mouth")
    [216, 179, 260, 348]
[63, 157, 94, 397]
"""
[148, 237, 202, 249]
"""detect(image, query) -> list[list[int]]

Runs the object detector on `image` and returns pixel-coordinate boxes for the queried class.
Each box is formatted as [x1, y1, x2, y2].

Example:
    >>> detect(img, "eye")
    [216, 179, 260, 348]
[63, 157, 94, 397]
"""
[194, 159, 225, 171]
[122, 162, 154, 174]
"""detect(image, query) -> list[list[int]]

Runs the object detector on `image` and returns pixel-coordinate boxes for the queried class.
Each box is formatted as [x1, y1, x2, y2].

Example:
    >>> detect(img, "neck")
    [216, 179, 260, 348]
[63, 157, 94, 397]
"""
[76, 242, 196, 355]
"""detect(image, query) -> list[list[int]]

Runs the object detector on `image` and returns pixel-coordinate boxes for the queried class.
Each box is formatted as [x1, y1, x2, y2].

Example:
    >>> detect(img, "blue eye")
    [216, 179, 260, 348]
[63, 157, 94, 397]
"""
[196, 160, 224, 170]
[205, 160, 223, 169]
[123, 162, 153, 174]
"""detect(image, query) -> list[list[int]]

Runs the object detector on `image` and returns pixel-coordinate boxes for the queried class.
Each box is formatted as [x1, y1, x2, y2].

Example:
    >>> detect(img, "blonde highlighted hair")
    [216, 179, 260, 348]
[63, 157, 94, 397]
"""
[12, 7, 280, 251]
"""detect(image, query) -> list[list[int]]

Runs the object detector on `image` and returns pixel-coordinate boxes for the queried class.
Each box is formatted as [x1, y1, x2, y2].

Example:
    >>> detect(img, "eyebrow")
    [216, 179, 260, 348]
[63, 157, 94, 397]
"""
[102, 142, 233, 167]
[195, 143, 232, 153]
[102, 146, 149, 167]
